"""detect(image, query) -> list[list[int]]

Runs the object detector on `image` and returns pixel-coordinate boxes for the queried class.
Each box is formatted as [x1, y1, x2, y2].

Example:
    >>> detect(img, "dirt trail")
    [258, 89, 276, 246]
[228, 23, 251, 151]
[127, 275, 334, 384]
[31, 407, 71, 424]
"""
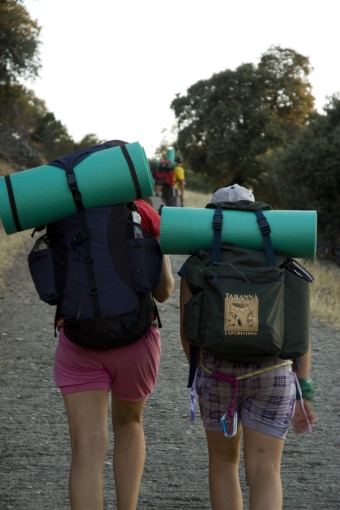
[0, 207, 339, 509]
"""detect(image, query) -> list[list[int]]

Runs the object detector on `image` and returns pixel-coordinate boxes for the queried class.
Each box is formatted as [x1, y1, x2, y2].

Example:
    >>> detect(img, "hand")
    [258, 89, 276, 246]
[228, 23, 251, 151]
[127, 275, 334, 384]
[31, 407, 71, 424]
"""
[292, 399, 317, 434]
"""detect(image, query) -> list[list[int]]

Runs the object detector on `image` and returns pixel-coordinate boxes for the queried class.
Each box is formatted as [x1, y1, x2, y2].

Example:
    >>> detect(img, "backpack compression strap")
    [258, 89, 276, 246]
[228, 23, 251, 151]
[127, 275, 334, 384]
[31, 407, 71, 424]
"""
[212, 208, 223, 264]
[254, 210, 276, 268]
[4, 175, 23, 232]
[212, 208, 276, 267]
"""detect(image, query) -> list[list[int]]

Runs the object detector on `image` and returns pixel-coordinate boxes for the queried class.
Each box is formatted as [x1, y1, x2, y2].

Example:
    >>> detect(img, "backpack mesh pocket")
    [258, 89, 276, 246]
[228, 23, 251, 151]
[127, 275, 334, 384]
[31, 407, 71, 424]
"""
[28, 237, 59, 305]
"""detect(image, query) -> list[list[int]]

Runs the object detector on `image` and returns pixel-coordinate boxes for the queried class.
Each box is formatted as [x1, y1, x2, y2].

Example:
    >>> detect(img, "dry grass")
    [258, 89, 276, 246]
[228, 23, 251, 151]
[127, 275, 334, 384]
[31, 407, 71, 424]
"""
[0, 158, 16, 176]
[185, 189, 340, 329]
[300, 259, 340, 329]
[185, 190, 213, 208]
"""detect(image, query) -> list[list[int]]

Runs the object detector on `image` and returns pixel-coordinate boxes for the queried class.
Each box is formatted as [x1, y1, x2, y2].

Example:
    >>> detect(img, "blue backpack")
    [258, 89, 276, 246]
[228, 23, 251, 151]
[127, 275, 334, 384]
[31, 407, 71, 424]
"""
[28, 140, 163, 349]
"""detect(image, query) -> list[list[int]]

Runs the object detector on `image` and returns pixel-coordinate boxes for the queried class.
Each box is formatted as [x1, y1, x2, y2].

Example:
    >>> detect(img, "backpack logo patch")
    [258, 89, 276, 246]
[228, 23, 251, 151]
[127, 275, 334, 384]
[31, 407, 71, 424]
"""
[224, 293, 258, 335]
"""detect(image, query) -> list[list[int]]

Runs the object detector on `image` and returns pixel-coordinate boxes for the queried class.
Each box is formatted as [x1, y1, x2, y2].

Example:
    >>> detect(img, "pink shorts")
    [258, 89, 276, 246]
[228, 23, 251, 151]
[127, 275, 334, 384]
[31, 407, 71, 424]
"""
[54, 327, 161, 401]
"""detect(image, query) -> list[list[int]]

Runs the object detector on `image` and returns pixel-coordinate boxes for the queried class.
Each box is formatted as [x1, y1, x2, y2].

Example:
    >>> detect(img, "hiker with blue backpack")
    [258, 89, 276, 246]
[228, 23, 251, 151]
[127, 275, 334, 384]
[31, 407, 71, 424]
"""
[178, 184, 316, 510]
[54, 198, 173, 510]
[25, 140, 175, 510]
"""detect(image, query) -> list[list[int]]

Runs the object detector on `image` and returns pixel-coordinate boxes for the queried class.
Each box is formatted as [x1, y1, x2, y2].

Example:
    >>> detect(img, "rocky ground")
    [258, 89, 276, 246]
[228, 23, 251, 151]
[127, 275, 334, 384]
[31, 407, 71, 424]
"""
[0, 199, 339, 509]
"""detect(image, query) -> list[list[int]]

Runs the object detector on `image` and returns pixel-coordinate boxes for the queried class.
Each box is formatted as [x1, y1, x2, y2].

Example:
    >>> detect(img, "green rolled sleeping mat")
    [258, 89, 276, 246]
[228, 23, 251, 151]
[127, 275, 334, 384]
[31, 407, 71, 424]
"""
[160, 207, 317, 259]
[0, 141, 154, 235]
[166, 147, 175, 162]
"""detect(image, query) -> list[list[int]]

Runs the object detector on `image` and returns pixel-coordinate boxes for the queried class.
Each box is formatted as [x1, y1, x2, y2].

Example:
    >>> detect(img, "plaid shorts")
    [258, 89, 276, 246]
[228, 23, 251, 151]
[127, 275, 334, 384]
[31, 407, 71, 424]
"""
[196, 351, 296, 439]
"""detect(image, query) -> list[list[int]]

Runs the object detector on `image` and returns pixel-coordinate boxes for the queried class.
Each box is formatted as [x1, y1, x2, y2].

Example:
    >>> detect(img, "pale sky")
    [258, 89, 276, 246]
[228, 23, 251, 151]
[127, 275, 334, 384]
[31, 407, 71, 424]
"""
[23, 0, 340, 157]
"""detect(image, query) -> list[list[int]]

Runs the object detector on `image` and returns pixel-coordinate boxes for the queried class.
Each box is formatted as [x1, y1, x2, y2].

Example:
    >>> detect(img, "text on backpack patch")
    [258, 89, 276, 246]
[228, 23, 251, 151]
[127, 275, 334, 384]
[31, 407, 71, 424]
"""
[224, 293, 259, 335]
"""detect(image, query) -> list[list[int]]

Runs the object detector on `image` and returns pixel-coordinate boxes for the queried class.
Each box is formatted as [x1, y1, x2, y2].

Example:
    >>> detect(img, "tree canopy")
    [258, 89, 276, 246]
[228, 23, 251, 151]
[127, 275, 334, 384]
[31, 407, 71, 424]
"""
[274, 95, 340, 239]
[0, 1, 103, 169]
[0, 0, 41, 83]
[171, 46, 315, 197]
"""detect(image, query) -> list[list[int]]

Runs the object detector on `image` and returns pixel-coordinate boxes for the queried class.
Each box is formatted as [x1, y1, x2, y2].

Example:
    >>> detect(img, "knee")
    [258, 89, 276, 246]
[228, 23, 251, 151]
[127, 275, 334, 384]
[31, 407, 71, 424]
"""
[209, 447, 240, 467]
[112, 413, 143, 431]
[112, 399, 145, 430]
[71, 432, 108, 464]
[246, 457, 281, 486]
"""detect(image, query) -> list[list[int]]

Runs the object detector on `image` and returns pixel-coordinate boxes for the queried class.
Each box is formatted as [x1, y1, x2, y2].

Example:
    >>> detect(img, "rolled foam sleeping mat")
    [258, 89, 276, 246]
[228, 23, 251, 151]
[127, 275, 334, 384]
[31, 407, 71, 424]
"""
[0, 142, 153, 235]
[160, 207, 317, 259]
[166, 148, 175, 162]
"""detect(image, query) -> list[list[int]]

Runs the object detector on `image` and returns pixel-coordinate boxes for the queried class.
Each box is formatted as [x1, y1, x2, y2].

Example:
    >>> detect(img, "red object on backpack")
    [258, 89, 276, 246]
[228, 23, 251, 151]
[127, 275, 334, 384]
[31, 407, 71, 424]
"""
[154, 160, 175, 186]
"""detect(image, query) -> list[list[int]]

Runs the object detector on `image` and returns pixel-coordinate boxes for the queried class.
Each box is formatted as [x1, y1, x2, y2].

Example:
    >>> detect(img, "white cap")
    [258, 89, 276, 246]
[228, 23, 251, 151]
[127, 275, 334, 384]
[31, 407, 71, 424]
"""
[211, 184, 255, 203]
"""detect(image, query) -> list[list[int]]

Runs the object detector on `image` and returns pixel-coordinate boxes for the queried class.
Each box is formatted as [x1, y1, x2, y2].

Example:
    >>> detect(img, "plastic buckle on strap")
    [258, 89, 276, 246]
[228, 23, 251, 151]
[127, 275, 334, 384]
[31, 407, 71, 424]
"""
[66, 172, 78, 191]
[213, 210, 223, 230]
[73, 230, 89, 243]
[89, 287, 99, 296]
[256, 216, 271, 235]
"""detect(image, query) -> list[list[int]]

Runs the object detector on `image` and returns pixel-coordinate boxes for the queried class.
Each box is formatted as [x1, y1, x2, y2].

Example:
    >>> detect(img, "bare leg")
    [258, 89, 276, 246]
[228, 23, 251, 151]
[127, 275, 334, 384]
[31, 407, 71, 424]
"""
[243, 427, 284, 510]
[205, 425, 243, 510]
[111, 396, 146, 510]
[63, 390, 109, 510]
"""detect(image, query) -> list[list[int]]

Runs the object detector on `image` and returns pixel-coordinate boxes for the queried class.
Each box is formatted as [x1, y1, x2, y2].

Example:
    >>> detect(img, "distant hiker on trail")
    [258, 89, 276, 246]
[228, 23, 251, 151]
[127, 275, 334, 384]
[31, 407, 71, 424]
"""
[174, 153, 185, 207]
[178, 184, 316, 510]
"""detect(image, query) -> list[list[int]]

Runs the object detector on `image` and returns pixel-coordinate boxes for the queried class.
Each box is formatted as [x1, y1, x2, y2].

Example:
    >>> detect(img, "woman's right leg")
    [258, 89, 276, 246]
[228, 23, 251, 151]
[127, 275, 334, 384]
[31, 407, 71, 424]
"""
[63, 390, 109, 510]
[205, 424, 243, 510]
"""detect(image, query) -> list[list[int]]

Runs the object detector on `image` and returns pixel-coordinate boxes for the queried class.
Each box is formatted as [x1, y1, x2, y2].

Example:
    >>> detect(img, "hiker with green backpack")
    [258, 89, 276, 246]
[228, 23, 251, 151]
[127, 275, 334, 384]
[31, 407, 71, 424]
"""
[178, 184, 316, 510]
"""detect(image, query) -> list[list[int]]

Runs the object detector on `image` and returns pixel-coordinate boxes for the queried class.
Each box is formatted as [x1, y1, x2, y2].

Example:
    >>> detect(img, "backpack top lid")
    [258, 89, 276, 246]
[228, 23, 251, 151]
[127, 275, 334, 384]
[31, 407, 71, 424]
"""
[206, 200, 272, 212]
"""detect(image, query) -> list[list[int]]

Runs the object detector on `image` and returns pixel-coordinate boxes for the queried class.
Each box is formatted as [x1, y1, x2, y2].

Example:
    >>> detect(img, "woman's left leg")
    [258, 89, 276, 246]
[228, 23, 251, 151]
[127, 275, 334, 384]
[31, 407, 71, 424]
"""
[243, 427, 284, 510]
[63, 390, 109, 510]
[111, 396, 146, 510]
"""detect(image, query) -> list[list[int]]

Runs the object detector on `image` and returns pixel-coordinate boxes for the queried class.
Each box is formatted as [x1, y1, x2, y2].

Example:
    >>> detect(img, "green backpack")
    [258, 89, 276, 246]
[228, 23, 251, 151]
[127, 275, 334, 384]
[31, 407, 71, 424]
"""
[183, 201, 313, 365]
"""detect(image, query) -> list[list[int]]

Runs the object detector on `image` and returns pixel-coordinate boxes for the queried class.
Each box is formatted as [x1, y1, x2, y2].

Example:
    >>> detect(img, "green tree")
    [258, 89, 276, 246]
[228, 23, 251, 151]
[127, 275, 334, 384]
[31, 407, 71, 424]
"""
[32, 111, 75, 161]
[0, 2, 103, 168]
[0, 0, 41, 83]
[0, 82, 46, 134]
[171, 46, 315, 199]
[74, 133, 104, 151]
[274, 95, 340, 240]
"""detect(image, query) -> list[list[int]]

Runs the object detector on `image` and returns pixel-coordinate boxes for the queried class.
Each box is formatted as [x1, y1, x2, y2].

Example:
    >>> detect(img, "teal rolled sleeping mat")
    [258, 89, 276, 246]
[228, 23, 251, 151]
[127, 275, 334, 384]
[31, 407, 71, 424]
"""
[0, 141, 154, 235]
[160, 207, 317, 258]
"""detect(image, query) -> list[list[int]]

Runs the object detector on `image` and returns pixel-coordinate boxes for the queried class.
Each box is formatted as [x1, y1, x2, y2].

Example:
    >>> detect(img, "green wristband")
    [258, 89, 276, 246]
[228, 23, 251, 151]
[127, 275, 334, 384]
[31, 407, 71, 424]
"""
[296, 377, 314, 400]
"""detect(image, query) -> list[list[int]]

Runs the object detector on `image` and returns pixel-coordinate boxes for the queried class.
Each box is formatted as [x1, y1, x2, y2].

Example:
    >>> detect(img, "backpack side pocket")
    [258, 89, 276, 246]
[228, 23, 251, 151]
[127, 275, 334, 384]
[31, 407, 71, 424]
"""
[183, 291, 204, 347]
[281, 268, 310, 359]
[28, 237, 59, 305]
[128, 237, 163, 293]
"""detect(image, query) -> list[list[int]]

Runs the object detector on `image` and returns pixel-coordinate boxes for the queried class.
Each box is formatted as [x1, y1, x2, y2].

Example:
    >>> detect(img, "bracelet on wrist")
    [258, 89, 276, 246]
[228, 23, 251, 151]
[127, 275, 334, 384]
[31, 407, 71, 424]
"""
[296, 377, 314, 400]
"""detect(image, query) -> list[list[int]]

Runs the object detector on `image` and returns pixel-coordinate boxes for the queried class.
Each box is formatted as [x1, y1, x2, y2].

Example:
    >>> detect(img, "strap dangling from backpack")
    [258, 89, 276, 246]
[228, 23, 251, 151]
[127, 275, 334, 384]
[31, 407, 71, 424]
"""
[188, 344, 198, 388]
